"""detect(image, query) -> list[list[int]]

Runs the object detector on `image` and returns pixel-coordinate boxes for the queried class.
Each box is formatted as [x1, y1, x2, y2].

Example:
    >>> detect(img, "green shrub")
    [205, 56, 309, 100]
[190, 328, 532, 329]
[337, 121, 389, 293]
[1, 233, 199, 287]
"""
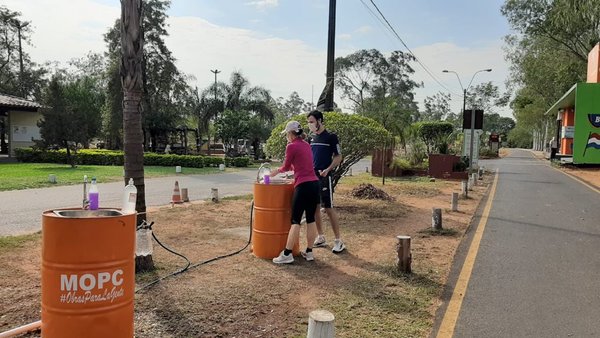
[12, 148, 251, 168]
[390, 158, 412, 170]
[225, 156, 251, 167]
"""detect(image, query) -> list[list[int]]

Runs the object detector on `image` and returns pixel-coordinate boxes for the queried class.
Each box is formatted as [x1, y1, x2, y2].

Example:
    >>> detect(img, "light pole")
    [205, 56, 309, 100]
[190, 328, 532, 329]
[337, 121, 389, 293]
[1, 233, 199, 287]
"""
[443, 68, 492, 173]
[209, 69, 220, 155]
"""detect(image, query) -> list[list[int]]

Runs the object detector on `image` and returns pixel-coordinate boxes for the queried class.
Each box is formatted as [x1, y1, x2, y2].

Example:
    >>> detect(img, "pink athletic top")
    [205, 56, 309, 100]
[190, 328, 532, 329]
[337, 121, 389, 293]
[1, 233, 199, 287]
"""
[278, 138, 319, 187]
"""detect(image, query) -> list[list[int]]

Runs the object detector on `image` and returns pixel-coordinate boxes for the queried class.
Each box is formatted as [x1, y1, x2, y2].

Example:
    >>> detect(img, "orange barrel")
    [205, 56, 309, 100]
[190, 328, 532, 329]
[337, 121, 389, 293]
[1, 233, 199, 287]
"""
[252, 182, 299, 258]
[41, 208, 136, 338]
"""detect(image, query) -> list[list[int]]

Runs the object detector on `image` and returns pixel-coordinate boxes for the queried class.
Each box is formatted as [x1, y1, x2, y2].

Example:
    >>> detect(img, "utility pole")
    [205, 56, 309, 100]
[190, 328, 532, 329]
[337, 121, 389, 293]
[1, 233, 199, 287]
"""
[324, 0, 336, 111]
[210, 69, 220, 101]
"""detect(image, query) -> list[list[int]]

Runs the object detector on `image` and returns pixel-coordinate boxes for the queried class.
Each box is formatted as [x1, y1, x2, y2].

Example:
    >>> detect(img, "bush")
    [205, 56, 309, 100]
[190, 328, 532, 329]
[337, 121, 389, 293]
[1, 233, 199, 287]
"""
[225, 156, 251, 167]
[390, 158, 411, 170]
[14, 148, 250, 168]
[452, 156, 469, 172]
[479, 148, 499, 158]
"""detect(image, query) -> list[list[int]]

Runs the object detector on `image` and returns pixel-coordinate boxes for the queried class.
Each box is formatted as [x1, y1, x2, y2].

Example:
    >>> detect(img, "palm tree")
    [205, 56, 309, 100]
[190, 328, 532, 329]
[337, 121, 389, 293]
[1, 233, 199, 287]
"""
[121, 0, 153, 272]
[196, 71, 274, 155]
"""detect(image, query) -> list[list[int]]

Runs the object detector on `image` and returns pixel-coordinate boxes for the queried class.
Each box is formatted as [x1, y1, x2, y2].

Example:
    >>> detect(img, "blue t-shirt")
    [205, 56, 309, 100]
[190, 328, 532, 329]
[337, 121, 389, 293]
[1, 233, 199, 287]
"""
[310, 130, 341, 171]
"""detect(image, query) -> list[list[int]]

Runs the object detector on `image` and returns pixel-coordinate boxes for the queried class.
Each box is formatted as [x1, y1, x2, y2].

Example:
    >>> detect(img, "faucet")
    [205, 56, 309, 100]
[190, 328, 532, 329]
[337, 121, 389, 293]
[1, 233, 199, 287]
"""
[256, 163, 271, 183]
[82, 175, 89, 209]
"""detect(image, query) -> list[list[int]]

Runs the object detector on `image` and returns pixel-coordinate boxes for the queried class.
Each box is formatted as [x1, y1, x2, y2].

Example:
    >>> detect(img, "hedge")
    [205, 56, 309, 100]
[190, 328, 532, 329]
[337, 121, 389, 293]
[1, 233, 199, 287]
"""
[13, 148, 251, 168]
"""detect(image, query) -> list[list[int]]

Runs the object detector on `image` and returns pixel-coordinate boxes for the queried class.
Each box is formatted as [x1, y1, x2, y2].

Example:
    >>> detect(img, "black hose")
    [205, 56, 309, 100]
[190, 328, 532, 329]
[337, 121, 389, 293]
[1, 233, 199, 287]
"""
[135, 200, 254, 293]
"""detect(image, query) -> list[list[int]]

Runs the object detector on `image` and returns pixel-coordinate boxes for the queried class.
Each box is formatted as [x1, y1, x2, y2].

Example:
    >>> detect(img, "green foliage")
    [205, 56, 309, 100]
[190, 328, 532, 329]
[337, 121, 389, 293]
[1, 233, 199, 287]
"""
[479, 148, 499, 158]
[390, 158, 411, 170]
[415, 122, 454, 154]
[452, 156, 469, 172]
[421, 92, 451, 121]
[507, 126, 533, 148]
[501, 0, 596, 145]
[13, 148, 247, 168]
[0, 6, 47, 99]
[265, 111, 391, 188]
[215, 109, 250, 150]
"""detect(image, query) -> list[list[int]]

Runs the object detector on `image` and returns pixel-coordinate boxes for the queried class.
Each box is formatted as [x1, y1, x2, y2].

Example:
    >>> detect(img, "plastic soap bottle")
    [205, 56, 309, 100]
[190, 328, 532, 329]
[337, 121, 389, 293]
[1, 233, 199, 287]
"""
[122, 178, 137, 213]
[89, 177, 99, 210]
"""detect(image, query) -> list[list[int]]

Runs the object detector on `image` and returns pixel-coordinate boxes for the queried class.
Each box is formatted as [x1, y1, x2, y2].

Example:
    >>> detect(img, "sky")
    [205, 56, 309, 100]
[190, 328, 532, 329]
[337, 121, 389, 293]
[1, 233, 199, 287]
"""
[4, 0, 513, 117]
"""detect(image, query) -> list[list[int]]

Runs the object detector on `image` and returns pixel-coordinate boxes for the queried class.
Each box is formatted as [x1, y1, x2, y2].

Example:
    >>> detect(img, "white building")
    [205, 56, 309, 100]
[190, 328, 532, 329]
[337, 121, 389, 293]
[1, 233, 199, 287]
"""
[0, 93, 43, 157]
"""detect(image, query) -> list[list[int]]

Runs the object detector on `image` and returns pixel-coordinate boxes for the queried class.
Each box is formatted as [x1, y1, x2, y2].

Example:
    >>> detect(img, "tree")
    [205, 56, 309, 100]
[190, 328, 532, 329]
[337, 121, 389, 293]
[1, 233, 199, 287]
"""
[265, 112, 391, 188]
[501, 0, 597, 149]
[121, 0, 153, 272]
[421, 92, 451, 121]
[416, 121, 454, 154]
[215, 109, 250, 152]
[38, 75, 103, 166]
[195, 71, 274, 153]
[0, 6, 47, 154]
[105, 0, 195, 152]
[335, 49, 420, 114]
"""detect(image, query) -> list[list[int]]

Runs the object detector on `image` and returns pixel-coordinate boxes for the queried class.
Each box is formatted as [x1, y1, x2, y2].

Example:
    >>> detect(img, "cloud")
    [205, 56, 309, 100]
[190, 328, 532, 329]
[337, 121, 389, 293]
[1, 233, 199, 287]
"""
[245, 0, 279, 10]
[355, 25, 372, 34]
[338, 33, 352, 41]
[166, 16, 326, 102]
[409, 41, 511, 116]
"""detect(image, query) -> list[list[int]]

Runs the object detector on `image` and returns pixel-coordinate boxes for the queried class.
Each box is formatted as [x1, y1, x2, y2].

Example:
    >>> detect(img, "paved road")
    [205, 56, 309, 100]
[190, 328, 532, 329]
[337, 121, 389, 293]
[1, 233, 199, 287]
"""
[435, 149, 600, 337]
[0, 158, 371, 236]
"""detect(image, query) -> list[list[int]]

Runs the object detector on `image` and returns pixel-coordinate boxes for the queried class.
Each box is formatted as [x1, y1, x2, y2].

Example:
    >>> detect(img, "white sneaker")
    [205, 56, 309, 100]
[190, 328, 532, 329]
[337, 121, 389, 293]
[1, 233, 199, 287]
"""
[301, 251, 314, 261]
[332, 239, 346, 253]
[272, 251, 294, 264]
[313, 235, 327, 247]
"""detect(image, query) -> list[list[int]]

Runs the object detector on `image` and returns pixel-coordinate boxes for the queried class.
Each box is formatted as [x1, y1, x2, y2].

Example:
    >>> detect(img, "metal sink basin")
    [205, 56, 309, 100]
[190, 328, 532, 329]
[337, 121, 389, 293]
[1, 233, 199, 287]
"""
[53, 209, 123, 218]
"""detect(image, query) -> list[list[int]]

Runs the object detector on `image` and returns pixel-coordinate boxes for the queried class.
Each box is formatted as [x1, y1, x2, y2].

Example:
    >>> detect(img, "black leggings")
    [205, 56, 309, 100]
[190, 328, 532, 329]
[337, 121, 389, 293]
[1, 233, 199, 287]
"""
[291, 180, 320, 225]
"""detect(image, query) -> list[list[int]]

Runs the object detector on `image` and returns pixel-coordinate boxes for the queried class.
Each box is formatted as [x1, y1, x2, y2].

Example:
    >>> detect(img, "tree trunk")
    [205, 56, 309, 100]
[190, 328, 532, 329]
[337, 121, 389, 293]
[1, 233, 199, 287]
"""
[121, 0, 153, 272]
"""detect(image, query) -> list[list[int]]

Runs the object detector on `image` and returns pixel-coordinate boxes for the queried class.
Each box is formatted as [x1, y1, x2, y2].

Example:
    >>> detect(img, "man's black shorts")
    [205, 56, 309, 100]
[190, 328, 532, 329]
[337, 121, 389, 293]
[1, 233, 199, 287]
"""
[317, 174, 334, 208]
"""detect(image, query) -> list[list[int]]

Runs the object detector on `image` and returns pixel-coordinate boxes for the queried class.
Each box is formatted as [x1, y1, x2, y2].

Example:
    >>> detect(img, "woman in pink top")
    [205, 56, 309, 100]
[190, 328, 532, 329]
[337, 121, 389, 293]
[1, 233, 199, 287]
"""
[269, 121, 320, 264]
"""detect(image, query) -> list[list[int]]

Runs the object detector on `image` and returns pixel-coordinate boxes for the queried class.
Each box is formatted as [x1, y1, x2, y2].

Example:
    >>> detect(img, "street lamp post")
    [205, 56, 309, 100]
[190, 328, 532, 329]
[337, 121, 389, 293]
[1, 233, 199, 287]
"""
[443, 68, 492, 173]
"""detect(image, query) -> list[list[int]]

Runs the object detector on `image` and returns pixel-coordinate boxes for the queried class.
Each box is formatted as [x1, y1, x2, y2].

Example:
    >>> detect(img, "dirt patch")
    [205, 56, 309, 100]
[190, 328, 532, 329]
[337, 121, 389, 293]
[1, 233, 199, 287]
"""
[0, 173, 493, 337]
[559, 165, 600, 189]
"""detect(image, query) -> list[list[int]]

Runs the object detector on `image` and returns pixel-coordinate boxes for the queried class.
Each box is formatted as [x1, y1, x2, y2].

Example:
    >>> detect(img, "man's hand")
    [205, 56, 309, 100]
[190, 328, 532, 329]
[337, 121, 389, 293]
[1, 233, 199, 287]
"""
[319, 168, 331, 177]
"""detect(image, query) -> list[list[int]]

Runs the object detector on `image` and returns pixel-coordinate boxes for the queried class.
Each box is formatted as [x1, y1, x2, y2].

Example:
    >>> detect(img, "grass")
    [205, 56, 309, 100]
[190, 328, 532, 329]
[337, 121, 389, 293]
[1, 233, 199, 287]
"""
[0, 232, 41, 251]
[0, 163, 241, 191]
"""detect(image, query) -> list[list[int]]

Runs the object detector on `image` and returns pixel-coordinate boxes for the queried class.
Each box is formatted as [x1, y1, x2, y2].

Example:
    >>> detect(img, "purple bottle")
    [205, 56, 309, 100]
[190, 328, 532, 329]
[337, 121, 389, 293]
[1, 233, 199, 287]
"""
[89, 177, 99, 210]
[263, 175, 270, 184]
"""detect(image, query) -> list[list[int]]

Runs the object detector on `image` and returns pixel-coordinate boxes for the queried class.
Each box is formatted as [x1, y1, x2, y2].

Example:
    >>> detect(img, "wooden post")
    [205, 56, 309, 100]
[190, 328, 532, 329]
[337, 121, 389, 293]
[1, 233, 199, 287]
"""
[461, 180, 468, 198]
[181, 188, 189, 202]
[307, 309, 335, 338]
[211, 188, 219, 203]
[396, 235, 411, 273]
[451, 192, 458, 212]
[432, 208, 442, 230]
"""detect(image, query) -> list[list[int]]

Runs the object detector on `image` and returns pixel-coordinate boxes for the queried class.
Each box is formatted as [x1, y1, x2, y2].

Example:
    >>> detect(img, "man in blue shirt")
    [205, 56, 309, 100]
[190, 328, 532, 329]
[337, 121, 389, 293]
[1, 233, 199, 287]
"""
[307, 110, 345, 253]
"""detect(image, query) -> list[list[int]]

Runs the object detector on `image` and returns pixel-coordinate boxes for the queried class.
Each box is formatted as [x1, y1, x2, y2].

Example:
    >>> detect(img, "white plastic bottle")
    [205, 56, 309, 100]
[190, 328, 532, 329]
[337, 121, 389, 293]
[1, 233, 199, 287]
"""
[88, 177, 99, 210]
[122, 178, 137, 214]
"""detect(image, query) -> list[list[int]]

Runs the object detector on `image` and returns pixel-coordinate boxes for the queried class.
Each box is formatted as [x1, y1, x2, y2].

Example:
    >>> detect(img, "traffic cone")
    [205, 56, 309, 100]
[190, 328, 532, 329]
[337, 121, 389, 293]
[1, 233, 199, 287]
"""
[171, 181, 183, 204]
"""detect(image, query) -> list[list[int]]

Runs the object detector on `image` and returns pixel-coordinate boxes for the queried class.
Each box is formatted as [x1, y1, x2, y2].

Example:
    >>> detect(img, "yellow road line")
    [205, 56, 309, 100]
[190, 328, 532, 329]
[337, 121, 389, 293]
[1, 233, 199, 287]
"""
[436, 169, 500, 338]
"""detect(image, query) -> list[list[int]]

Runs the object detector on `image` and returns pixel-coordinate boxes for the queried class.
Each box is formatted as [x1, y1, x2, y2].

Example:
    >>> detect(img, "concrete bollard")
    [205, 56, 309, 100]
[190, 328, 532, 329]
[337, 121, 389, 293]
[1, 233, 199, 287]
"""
[211, 188, 219, 203]
[468, 177, 473, 191]
[461, 180, 468, 198]
[396, 235, 411, 274]
[432, 208, 443, 230]
[451, 192, 458, 212]
[472, 173, 478, 186]
[175, 165, 182, 173]
[181, 188, 189, 202]
[48, 174, 57, 183]
[219, 164, 225, 171]
[307, 310, 335, 338]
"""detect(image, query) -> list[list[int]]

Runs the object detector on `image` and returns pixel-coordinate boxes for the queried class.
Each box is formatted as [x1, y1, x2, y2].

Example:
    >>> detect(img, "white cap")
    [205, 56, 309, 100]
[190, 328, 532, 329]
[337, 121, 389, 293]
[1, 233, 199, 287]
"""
[281, 120, 301, 135]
